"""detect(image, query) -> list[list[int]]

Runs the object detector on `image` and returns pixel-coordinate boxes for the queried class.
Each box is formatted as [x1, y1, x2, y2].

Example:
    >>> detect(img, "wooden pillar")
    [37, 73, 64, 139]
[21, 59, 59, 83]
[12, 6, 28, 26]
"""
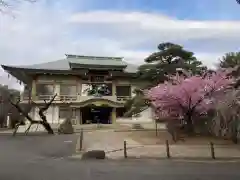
[111, 107, 116, 124]
[79, 108, 82, 124]
[77, 78, 82, 101]
[112, 81, 116, 96]
[31, 80, 36, 100]
[54, 83, 60, 95]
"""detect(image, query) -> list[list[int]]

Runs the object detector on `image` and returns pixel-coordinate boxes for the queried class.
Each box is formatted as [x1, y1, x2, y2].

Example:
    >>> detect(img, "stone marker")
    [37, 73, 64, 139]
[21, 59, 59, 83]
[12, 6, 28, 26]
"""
[58, 118, 74, 134]
[81, 150, 106, 160]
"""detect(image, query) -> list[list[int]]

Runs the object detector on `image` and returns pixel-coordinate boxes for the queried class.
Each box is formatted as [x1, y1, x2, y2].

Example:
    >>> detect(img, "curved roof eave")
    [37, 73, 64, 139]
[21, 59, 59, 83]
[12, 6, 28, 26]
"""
[77, 98, 124, 107]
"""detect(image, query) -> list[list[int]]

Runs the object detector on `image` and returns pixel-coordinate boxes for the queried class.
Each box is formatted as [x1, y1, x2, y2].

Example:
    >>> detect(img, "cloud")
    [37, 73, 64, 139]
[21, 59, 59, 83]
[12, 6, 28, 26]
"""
[70, 11, 240, 39]
[69, 10, 240, 66]
[0, 1, 240, 89]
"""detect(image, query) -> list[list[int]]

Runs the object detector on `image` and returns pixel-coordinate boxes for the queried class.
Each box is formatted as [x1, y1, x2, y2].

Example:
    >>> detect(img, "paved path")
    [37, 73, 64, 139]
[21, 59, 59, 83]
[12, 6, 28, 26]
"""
[0, 134, 79, 164]
[1, 156, 240, 180]
[126, 144, 240, 159]
[0, 133, 240, 179]
[81, 130, 240, 159]
[83, 130, 141, 159]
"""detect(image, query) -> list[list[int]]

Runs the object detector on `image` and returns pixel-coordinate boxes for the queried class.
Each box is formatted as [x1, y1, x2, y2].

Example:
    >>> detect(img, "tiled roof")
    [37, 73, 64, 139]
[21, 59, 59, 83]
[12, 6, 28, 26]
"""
[6, 55, 138, 73]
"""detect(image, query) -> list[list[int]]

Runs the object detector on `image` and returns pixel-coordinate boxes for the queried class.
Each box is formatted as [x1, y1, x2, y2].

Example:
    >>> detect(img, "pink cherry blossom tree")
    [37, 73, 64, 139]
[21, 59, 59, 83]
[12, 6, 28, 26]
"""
[146, 69, 234, 134]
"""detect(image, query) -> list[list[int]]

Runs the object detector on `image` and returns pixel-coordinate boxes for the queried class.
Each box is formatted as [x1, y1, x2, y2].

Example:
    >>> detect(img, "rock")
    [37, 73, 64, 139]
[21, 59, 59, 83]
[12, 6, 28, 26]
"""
[58, 118, 74, 134]
[81, 150, 106, 160]
[132, 123, 144, 130]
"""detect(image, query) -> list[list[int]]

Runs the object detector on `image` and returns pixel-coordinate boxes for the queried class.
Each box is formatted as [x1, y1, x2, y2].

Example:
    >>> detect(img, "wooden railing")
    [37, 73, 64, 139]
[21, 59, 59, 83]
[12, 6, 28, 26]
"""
[79, 96, 117, 102]
[59, 95, 77, 101]
[116, 96, 131, 102]
[22, 94, 131, 103]
[36, 95, 78, 101]
[37, 95, 57, 101]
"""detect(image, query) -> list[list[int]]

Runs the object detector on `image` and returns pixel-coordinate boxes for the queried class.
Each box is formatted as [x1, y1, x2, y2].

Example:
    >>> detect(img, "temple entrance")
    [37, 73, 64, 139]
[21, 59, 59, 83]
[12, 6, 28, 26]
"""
[81, 106, 112, 124]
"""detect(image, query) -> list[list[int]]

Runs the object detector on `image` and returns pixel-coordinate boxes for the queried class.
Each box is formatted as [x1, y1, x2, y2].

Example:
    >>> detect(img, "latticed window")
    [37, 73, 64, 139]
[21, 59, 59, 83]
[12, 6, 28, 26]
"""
[59, 107, 76, 119]
[90, 76, 105, 82]
[60, 85, 77, 95]
[82, 83, 112, 96]
[116, 86, 131, 97]
[36, 84, 54, 95]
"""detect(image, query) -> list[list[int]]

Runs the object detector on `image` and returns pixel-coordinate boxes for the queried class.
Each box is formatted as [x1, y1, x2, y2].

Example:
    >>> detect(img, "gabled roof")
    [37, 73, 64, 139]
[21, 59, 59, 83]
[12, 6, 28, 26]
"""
[6, 55, 138, 73]
[19, 59, 69, 70]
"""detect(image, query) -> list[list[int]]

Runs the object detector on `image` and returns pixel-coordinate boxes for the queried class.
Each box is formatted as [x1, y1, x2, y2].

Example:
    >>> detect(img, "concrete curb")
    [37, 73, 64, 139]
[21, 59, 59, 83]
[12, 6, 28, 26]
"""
[113, 129, 166, 132]
[69, 154, 240, 163]
[171, 159, 240, 163]
[122, 156, 240, 163]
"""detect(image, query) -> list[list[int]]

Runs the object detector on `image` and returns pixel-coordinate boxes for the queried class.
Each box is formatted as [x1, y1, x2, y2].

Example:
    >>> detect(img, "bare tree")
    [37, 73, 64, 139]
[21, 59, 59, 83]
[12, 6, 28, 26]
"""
[9, 93, 57, 136]
[0, 85, 21, 128]
[0, 0, 36, 13]
[212, 90, 240, 144]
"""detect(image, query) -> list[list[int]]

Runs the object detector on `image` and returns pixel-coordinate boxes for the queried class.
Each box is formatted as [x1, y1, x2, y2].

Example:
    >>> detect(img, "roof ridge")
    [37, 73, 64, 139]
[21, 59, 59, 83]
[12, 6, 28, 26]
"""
[65, 54, 123, 60]
[1, 57, 138, 73]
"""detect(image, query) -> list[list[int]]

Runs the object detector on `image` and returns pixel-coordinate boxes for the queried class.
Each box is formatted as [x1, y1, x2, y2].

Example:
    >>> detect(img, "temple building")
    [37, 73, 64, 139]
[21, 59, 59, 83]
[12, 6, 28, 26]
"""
[1, 54, 144, 125]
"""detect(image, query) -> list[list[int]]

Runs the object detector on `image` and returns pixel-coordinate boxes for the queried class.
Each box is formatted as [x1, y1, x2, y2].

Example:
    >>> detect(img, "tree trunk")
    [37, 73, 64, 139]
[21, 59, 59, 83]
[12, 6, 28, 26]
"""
[231, 133, 238, 144]
[41, 121, 54, 134]
[37, 94, 57, 134]
[185, 113, 194, 135]
[231, 123, 238, 144]
[38, 106, 54, 134]
[8, 94, 57, 136]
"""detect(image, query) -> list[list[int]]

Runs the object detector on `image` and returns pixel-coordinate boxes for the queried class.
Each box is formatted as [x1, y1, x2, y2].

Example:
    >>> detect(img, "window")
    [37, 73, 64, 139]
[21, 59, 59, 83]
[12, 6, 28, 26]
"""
[22, 86, 31, 99]
[116, 86, 131, 97]
[60, 85, 77, 95]
[36, 84, 54, 95]
[82, 83, 112, 96]
[59, 107, 76, 119]
[90, 76, 105, 82]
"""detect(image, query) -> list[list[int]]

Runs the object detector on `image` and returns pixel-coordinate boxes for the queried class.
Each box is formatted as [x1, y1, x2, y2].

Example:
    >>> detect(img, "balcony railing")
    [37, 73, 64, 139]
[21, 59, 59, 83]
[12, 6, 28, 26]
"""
[37, 95, 56, 101]
[59, 95, 77, 101]
[116, 96, 131, 102]
[23, 94, 130, 103]
[79, 96, 117, 102]
[35, 95, 78, 101]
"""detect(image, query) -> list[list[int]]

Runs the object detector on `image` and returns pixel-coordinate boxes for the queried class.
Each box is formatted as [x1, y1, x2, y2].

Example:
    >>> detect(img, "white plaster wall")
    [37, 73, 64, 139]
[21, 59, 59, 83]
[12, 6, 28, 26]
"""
[77, 81, 82, 96]
[116, 108, 154, 123]
[53, 106, 60, 124]
[59, 117, 65, 124]
[19, 105, 72, 133]
[74, 108, 81, 124]
[57, 106, 80, 125]
[34, 106, 54, 124]
[81, 84, 90, 96]
[131, 85, 137, 97]
[53, 106, 66, 124]
[54, 84, 60, 95]
[30, 107, 35, 118]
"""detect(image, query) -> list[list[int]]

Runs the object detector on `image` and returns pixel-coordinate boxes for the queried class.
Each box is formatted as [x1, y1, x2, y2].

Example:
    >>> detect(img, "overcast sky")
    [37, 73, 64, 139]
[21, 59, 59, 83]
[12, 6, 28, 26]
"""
[0, 0, 240, 89]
